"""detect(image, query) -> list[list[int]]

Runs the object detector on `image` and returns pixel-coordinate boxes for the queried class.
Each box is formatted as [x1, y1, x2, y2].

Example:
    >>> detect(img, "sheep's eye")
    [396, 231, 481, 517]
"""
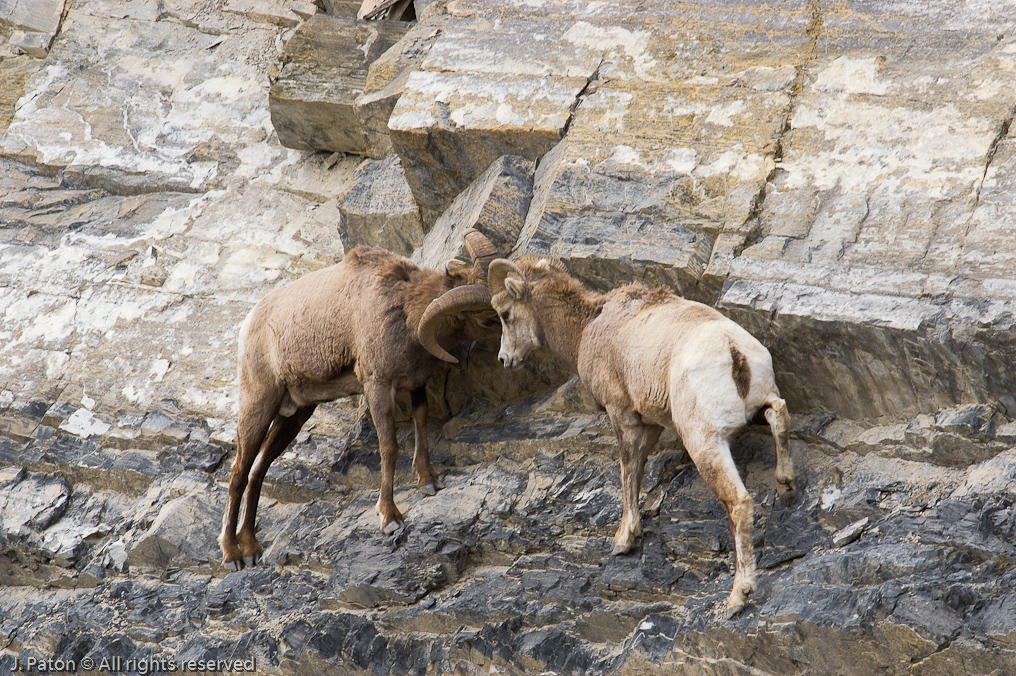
[498, 310, 509, 322]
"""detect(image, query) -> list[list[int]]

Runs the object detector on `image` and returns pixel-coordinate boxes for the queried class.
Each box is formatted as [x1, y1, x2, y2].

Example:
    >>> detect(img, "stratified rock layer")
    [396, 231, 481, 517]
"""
[514, 2, 809, 304]
[269, 14, 411, 154]
[388, 15, 602, 223]
[717, 1, 1016, 419]
[0, 0, 66, 57]
[355, 15, 450, 159]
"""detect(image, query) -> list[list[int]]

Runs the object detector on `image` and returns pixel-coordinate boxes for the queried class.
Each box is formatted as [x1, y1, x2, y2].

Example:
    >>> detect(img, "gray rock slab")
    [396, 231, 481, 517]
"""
[8, 30, 54, 58]
[269, 15, 410, 154]
[954, 448, 1016, 499]
[420, 21, 603, 77]
[719, 278, 1016, 420]
[319, 0, 360, 17]
[0, 12, 278, 191]
[0, 155, 348, 422]
[831, 516, 868, 548]
[355, 67, 414, 160]
[387, 16, 608, 224]
[76, 0, 160, 20]
[0, 472, 70, 537]
[414, 154, 534, 270]
[354, 16, 449, 159]
[127, 493, 223, 569]
[510, 6, 808, 303]
[337, 154, 424, 256]
[0, 0, 66, 34]
[390, 68, 584, 225]
[223, 0, 305, 27]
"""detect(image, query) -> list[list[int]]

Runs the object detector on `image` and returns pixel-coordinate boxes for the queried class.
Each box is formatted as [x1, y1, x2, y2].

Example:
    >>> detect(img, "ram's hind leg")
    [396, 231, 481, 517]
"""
[764, 395, 795, 505]
[410, 386, 443, 496]
[221, 386, 282, 568]
[684, 429, 756, 618]
[236, 405, 316, 566]
[608, 407, 663, 556]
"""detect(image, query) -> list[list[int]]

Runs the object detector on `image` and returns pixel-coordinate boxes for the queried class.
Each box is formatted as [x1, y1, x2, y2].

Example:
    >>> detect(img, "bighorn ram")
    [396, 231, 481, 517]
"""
[220, 230, 499, 568]
[488, 256, 795, 617]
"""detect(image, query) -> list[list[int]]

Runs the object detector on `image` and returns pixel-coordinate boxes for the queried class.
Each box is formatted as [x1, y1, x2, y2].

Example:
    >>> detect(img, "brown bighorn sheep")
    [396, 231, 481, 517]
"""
[488, 256, 795, 618]
[220, 230, 499, 568]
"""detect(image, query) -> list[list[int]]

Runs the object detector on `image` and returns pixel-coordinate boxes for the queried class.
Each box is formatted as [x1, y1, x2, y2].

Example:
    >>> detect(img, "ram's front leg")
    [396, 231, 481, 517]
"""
[364, 380, 404, 534]
[607, 407, 662, 556]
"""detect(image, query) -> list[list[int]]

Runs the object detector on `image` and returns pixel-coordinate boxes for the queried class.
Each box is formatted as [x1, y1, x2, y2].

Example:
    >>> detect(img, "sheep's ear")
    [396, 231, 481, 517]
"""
[504, 275, 527, 300]
[445, 259, 470, 276]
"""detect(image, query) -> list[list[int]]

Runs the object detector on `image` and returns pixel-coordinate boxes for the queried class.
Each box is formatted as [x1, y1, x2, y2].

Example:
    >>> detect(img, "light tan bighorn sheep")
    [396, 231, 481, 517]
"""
[488, 256, 795, 618]
[220, 230, 499, 568]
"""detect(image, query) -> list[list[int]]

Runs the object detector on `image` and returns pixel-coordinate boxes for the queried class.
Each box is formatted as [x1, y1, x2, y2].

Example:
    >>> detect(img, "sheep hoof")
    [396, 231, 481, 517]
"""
[610, 543, 633, 557]
[779, 486, 797, 506]
[434, 478, 445, 490]
[231, 558, 245, 572]
[381, 518, 403, 535]
[242, 553, 259, 568]
[725, 601, 746, 620]
[419, 483, 437, 497]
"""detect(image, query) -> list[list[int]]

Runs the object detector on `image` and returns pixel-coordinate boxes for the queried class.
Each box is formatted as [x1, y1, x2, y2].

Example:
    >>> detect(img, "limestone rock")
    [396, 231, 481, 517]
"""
[831, 517, 868, 548]
[355, 68, 413, 160]
[318, 0, 360, 17]
[414, 154, 535, 270]
[716, 2, 1016, 419]
[390, 68, 583, 225]
[0, 53, 39, 132]
[223, 0, 305, 26]
[512, 4, 808, 302]
[953, 448, 1016, 499]
[355, 17, 449, 159]
[0, 0, 66, 35]
[0, 473, 70, 537]
[127, 493, 223, 570]
[0, 11, 278, 191]
[388, 17, 608, 224]
[290, 2, 318, 21]
[8, 30, 54, 58]
[269, 15, 411, 154]
[338, 154, 425, 256]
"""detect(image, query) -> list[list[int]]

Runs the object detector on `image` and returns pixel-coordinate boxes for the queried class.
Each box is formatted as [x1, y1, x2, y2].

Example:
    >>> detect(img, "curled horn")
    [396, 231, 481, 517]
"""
[418, 285, 493, 363]
[488, 258, 525, 297]
[462, 228, 498, 281]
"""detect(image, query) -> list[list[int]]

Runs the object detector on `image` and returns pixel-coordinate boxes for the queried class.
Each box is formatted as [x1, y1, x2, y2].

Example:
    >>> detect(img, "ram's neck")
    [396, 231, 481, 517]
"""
[533, 280, 602, 373]
[405, 269, 452, 338]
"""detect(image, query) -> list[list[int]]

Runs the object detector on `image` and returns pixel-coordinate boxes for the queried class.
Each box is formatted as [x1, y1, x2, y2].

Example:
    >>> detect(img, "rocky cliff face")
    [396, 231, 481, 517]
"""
[1, 0, 1015, 674]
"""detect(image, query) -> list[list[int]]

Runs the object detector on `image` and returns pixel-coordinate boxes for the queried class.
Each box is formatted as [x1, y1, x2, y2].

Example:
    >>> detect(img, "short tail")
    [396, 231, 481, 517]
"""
[729, 340, 751, 400]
